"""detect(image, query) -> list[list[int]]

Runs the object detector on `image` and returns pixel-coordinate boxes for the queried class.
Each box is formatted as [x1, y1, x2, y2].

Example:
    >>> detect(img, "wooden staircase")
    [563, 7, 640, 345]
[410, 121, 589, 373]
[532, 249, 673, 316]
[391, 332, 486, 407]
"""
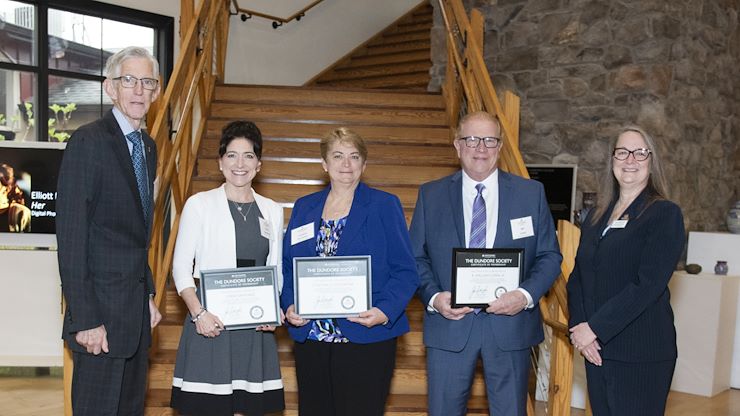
[143, 84, 491, 415]
[307, 1, 432, 91]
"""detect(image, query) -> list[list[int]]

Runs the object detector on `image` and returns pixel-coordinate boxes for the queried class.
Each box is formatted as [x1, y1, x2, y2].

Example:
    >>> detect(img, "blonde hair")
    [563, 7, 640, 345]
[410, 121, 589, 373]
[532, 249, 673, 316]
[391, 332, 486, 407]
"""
[320, 127, 368, 161]
[591, 125, 670, 224]
[456, 111, 502, 138]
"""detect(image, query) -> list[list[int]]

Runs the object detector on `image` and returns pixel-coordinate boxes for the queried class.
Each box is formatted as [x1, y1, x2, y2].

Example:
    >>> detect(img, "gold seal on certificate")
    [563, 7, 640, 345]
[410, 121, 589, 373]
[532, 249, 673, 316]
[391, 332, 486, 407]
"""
[293, 256, 372, 318]
[451, 248, 524, 308]
[199, 266, 281, 330]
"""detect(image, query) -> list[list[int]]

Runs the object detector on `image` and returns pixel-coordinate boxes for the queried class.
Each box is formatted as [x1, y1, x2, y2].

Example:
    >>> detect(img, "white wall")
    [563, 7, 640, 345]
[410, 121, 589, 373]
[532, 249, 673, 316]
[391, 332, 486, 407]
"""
[225, 0, 422, 85]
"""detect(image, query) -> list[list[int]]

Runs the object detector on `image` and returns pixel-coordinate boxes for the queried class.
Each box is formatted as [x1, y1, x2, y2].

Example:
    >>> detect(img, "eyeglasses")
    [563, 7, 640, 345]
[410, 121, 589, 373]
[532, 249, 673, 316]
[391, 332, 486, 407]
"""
[613, 147, 651, 161]
[458, 136, 501, 148]
[112, 75, 159, 91]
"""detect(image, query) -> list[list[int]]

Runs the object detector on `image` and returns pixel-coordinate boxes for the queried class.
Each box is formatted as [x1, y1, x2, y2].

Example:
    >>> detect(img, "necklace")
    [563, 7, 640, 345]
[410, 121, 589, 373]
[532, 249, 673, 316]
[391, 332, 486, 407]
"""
[231, 200, 254, 222]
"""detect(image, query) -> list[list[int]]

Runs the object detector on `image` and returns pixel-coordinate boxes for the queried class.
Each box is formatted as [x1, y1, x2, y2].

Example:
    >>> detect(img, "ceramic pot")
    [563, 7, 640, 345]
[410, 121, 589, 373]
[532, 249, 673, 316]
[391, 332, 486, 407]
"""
[715, 261, 729, 275]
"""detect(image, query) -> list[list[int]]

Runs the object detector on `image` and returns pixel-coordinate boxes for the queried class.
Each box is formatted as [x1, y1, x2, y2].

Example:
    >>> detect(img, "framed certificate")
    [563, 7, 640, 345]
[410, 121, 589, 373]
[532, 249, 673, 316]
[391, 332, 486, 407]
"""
[199, 266, 281, 330]
[451, 248, 524, 308]
[293, 256, 372, 319]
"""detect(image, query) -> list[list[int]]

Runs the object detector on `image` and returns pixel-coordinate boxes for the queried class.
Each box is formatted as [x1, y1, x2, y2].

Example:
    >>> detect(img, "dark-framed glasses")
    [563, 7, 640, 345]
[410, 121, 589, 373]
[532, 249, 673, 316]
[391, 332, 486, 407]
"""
[112, 75, 159, 91]
[458, 136, 501, 148]
[613, 147, 651, 161]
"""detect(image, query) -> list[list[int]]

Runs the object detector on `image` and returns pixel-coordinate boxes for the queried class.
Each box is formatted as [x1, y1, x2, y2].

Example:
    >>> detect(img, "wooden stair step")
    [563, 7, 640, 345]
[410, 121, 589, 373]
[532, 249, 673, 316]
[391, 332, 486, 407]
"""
[388, 21, 433, 35]
[318, 60, 431, 82]
[316, 73, 430, 90]
[145, 390, 490, 415]
[197, 159, 457, 187]
[362, 40, 431, 56]
[208, 103, 445, 127]
[205, 120, 450, 146]
[215, 85, 443, 110]
[369, 30, 430, 46]
[340, 50, 431, 69]
[199, 138, 457, 166]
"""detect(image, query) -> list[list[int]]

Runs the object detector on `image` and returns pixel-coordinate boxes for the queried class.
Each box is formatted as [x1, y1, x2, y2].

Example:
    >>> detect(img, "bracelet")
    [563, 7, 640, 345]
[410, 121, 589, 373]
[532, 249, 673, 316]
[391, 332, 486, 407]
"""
[191, 308, 206, 323]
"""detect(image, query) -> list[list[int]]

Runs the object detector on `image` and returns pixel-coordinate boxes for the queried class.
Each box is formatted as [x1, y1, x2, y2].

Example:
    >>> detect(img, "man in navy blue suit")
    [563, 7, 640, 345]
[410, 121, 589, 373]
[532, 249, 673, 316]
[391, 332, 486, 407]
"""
[409, 111, 562, 416]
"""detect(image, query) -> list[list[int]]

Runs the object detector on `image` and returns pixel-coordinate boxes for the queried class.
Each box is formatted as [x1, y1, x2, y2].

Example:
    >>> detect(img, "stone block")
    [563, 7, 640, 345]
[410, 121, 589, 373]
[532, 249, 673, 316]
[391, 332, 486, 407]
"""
[532, 99, 570, 121]
[571, 105, 626, 122]
[648, 64, 672, 96]
[652, 15, 682, 39]
[524, 0, 560, 14]
[502, 22, 541, 48]
[563, 77, 590, 97]
[604, 45, 633, 69]
[609, 64, 647, 92]
[613, 17, 650, 45]
[539, 13, 575, 44]
[634, 39, 671, 62]
[526, 82, 563, 99]
[513, 71, 532, 89]
[581, 19, 610, 46]
[495, 46, 539, 71]
[580, 0, 611, 26]
[549, 63, 605, 79]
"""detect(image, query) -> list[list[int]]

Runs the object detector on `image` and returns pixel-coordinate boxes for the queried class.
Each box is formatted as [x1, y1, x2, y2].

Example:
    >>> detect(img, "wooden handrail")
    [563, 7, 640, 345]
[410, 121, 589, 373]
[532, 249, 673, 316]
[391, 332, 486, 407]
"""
[62, 1, 230, 414]
[438, 1, 581, 414]
[231, 0, 323, 28]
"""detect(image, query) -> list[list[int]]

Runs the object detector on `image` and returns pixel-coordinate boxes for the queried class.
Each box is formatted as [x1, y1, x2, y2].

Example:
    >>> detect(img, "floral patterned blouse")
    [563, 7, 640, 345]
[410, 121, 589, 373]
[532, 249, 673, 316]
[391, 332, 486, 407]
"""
[307, 216, 350, 343]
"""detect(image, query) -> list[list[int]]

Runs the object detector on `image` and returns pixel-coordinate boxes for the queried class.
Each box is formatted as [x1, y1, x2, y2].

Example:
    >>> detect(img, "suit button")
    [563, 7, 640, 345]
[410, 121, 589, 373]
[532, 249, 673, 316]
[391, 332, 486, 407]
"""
[139, 277, 145, 283]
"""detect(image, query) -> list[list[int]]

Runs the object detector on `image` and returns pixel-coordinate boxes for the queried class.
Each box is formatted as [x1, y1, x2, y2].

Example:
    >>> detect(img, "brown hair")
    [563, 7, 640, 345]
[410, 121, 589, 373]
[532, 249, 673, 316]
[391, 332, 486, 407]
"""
[590, 125, 670, 224]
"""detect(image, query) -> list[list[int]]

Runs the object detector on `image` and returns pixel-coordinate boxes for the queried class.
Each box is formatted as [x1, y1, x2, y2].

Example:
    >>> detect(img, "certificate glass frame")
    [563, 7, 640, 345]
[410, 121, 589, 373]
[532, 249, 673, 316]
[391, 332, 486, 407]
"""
[293, 255, 372, 319]
[451, 248, 524, 308]
[199, 266, 281, 330]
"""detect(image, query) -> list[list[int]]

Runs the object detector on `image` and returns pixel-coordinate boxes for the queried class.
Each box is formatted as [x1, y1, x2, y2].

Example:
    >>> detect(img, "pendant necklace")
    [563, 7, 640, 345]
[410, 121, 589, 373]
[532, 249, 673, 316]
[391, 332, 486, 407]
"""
[232, 200, 254, 222]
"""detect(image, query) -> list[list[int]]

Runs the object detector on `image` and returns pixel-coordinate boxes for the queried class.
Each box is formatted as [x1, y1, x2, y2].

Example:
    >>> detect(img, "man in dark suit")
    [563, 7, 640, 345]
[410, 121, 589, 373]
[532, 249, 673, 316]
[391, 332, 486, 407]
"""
[409, 111, 562, 416]
[57, 46, 163, 416]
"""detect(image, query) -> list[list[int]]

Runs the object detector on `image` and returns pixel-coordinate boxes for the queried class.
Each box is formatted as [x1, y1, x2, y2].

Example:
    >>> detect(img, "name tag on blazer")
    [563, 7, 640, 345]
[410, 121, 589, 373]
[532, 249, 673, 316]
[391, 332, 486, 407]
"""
[291, 222, 314, 245]
[511, 216, 534, 240]
[610, 219, 628, 229]
[259, 217, 272, 240]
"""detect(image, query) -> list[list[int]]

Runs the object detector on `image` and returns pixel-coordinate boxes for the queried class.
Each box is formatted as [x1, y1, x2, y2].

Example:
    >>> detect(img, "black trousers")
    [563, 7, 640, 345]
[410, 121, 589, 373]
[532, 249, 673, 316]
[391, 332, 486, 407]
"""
[293, 338, 397, 416]
[72, 304, 150, 416]
[585, 358, 675, 416]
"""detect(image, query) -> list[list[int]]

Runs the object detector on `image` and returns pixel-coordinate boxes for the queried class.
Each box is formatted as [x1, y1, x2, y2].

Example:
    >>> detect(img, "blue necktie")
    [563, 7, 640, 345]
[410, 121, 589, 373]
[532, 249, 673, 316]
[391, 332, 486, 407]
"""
[470, 183, 486, 314]
[126, 130, 150, 228]
[470, 183, 486, 248]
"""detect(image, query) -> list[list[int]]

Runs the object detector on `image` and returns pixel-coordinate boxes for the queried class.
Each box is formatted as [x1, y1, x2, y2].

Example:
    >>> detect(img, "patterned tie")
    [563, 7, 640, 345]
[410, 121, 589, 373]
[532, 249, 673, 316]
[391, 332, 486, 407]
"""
[126, 130, 150, 228]
[470, 183, 486, 248]
[470, 183, 486, 314]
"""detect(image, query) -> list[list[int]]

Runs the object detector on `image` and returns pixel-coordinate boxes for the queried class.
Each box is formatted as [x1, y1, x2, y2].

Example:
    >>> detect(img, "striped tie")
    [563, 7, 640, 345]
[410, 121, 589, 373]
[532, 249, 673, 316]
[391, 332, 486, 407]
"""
[126, 130, 150, 229]
[470, 183, 486, 248]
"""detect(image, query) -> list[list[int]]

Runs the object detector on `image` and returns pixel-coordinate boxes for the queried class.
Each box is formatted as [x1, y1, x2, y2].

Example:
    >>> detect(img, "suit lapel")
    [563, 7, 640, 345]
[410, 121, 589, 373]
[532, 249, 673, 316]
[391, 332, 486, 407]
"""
[104, 111, 145, 225]
[337, 183, 370, 255]
[495, 171, 513, 247]
[448, 172, 465, 247]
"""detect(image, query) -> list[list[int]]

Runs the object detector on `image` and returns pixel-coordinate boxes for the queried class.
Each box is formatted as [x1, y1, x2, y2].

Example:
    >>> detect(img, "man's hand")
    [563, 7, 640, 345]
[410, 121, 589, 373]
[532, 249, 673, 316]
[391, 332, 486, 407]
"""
[285, 304, 309, 327]
[149, 298, 162, 329]
[486, 290, 527, 315]
[75, 325, 109, 355]
[347, 307, 389, 328]
[433, 291, 473, 320]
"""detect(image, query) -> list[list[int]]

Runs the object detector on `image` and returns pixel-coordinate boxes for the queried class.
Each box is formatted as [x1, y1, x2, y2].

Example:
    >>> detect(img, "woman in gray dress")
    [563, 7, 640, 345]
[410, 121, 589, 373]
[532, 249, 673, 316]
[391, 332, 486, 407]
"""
[170, 120, 285, 415]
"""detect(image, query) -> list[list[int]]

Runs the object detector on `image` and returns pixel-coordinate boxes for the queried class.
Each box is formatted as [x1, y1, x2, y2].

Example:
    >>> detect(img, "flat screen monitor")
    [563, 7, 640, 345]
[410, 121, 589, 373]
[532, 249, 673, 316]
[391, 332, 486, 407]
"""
[0, 141, 65, 248]
[525, 164, 577, 224]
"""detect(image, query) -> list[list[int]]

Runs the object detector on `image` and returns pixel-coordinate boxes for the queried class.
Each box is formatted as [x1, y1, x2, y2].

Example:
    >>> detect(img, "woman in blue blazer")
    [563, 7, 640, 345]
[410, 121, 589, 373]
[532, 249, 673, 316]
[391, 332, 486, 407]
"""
[280, 128, 419, 416]
[567, 126, 685, 415]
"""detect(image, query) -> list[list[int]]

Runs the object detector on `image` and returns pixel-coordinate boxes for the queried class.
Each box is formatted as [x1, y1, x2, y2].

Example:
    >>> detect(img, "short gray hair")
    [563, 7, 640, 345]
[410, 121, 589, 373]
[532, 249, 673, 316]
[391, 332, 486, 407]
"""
[104, 46, 159, 79]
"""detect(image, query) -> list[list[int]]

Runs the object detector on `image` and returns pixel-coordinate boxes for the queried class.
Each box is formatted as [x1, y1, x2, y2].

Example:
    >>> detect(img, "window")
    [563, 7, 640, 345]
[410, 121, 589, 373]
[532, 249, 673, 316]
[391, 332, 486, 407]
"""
[0, 0, 173, 142]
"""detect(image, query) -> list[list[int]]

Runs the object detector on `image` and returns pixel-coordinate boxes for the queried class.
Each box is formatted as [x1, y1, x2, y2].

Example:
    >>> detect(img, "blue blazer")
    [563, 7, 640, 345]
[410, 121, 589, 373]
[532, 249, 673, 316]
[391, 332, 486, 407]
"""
[567, 190, 684, 362]
[409, 170, 562, 352]
[280, 182, 419, 344]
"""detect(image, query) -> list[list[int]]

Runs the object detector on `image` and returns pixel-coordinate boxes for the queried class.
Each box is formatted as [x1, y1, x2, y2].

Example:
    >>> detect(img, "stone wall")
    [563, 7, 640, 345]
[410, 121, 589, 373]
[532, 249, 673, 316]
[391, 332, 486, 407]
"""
[430, 0, 740, 231]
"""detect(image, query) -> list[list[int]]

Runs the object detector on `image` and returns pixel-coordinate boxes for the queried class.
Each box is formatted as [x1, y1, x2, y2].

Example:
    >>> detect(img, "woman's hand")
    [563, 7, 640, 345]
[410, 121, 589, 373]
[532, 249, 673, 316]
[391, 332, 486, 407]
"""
[347, 307, 389, 328]
[285, 304, 309, 327]
[569, 322, 597, 349]
[579, 340, 603, 366]
[194, 311, 224, 338]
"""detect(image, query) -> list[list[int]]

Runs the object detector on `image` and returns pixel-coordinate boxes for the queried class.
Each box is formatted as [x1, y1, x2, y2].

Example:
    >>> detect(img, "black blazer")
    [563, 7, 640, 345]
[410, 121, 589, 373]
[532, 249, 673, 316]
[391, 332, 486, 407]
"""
[57, 110, 157, 358]
[566, 190, 684, 362]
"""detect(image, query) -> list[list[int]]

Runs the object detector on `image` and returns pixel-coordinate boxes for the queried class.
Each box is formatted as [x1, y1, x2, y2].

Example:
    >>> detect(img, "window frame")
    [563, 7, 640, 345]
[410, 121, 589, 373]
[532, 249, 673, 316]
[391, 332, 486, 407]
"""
[0, 0, 174, 141]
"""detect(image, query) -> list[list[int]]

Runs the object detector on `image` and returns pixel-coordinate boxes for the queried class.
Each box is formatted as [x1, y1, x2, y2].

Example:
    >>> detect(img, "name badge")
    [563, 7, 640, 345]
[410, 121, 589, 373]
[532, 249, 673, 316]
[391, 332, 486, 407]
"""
[610, 219, 628, 229]
[510, 216, 534, 240]
[259, 217, 272, 240]
[291, 222, 315, 245]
